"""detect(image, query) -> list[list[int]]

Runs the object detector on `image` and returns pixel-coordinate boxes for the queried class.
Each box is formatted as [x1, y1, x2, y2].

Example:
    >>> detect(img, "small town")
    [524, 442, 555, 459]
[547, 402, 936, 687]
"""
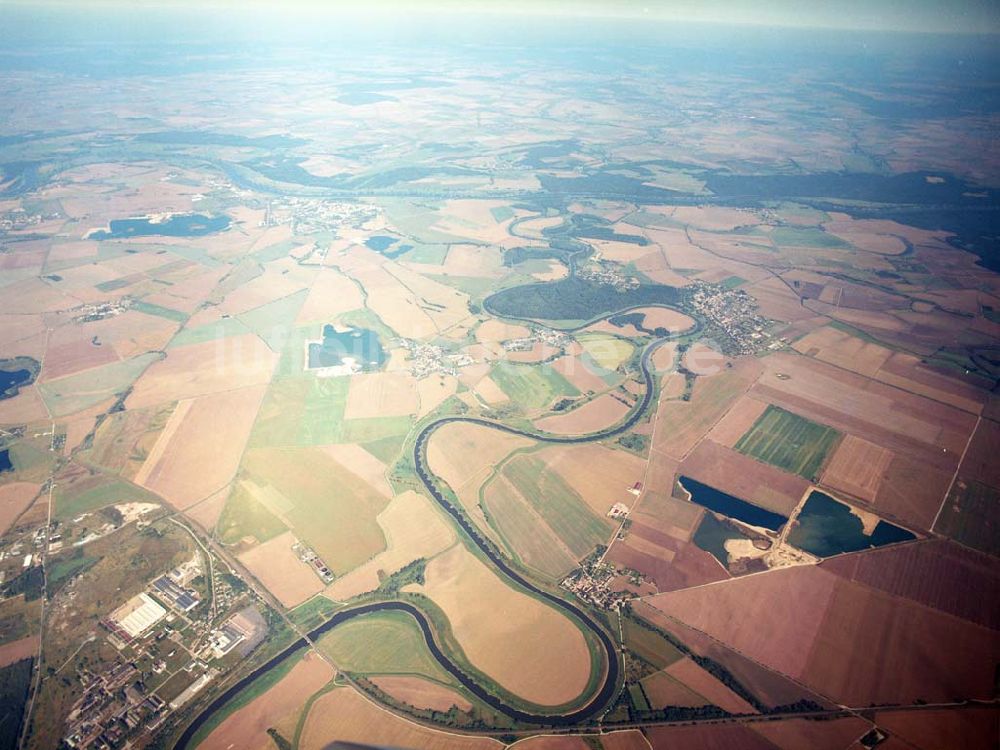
[685, 280, 780, 355]
[577, 257, 641, 292]
[61, 554, 267, 750]
[397, 338, 474, 378]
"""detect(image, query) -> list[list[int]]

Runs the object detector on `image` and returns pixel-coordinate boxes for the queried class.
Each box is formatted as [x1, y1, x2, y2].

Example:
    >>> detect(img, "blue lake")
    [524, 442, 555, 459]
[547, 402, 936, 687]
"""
[90, 214, 230, 239]
[788, 490, 916, 557]
[0, 368, 33, 400]
[0, 449, 12, 473]
[679, 476, 788, 531]
[307, 325, 386, 371]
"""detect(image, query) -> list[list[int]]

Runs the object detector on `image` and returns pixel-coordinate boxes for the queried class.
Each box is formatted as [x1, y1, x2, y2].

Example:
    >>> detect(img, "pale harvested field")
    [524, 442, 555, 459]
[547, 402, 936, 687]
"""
[631, 306, 695, 333]
[0, 635, 39, 668]
[743, 277, 815, 322]
[752, 353, 975, 470]
[706, 395, 769, 447]
[476, 319, 530, 343]
[217, 270, 307, 318]
[823, 217, 917, 255]
[343, 260, 438, 338]
[322, 444, 392, 498]
[417, 375, 458, 418]
[325, 491, 454, 600]
[666, 657, 758, 714]
[185, 485, 230, 533]
[384, 262, 472, 333]
[300, 687, 501, 750]
[875, 351, 986, 414]
[408, 543, 591, 706]
[239, 531, 324, 608]
[344, 372, 420, 420]
[126, 334, 277, 408]
[296, 268, 365, 324]
[433, 200, 515, 245]
[441, 244, 504, 277]
[820, 434, 894, 503]
[473, 375, 509, 405]
[535, 393, 629, 435]
[670, 206, 760, 231]
[370, 675, 471, 713]
[552, 354, 611, 394]
[591, 239, 656, 263]
[427, 422, 532, 512]
[0, 384, 50, 423]
[660, 371, 686, 399]
[200, 651, 334, 750]
[541, 443, 646, 516]
[0, 482, 41, 535]
[651, 359, 762, 461]
[135, 385, 265, 510]
[792, 325, 892, 378]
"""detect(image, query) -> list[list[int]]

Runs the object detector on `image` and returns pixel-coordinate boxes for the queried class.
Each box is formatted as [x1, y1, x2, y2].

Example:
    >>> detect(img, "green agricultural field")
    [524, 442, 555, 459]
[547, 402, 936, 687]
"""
[38, 352, 161, 417]
[53, 475, 159, 520]
[623, 617, 685, 670]
[502, 455, 612, 559]
[217, 483, 287, 545]
[483, 477, 578, 580]
[578, 333, 634, 371]
[168, 317, 250, 348]
[317, 610, 454, 684]
[237, 288, 308, 351]
[240, 446, 389, 575]
[769, 226, 850, 249]
[249, 376, 349, 448]
[490, 362, 579, 411]
[734, 405, 841, 480]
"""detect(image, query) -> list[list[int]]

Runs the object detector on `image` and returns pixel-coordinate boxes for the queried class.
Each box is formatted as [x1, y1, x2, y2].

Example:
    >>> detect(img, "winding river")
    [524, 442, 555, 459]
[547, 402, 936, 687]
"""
[176, 309, 693, 747]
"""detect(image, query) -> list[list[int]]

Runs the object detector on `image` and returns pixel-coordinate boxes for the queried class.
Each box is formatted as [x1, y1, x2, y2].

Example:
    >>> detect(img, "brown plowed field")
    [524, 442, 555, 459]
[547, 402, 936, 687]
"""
[679, 439, 809, 516]
[875, 707, 1000, 750]
[598, 730, 652, 750]
[707, 395, 769, 447]
[509, 736, 590, 750]
[370, 675, 471, 713]
[299, 685, 501, 749]
[666, 657, 758, 714]
[641, 668, 709, 708]
[552, 354, 612, 394]
[632, 601, 830, 710]
[820, 434, 893, 503]
[535, 393, 629, 435]
[645, 564, 1000, 706]
[0, 482, 41, 535]
[646, 724, 779, 750]
[820, 540, 1000, 630]
[200, 650, 334, 750]
[749, 716, 871, 750]
[0, 635, 39, 668]
[607, 532, 728, 593]
[954, 417, 1000, 488]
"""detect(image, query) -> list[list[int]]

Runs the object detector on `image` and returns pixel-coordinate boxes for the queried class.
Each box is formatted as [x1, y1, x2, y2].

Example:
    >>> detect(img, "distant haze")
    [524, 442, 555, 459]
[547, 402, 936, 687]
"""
[8, 0, 1000, 35]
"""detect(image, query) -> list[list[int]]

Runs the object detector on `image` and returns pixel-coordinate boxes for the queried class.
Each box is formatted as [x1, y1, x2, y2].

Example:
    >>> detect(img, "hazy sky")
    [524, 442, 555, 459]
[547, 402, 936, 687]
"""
[7, 0, 1000, 35]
